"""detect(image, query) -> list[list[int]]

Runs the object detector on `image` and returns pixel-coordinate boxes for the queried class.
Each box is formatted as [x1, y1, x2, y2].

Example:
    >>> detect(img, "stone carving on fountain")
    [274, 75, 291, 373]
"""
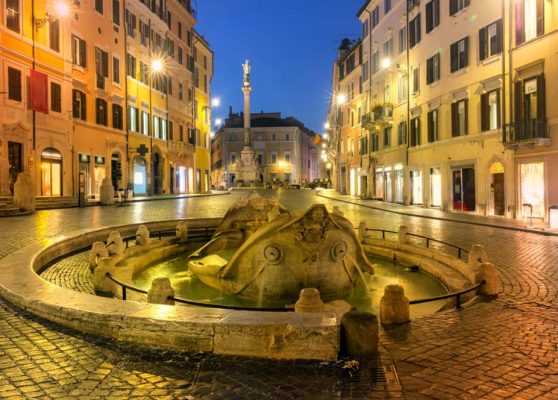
[188, 192, 374, 302]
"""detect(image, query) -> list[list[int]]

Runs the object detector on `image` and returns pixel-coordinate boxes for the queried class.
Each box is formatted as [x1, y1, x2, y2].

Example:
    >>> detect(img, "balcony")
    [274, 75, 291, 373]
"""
[503, 118, 550, 148]
[362, 105, 393, 131]
[407, 0, 420, 11]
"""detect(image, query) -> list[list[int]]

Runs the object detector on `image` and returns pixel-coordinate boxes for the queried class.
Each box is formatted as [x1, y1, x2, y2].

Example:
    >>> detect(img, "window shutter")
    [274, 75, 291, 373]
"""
[426, 1, 433, 33]
[81, 93, 86, 120]
[450, 42, 458, 72]
[451, 102, 458, 136]
[464, 0, 470, 7]
[450, 0, 457, 16]
[426, 57, 432, 84]
[464, 99, 469, 134]
[515, 1, 525, 45]
[480, 92, 488, 131]
[537, 74, 546, 120]
[495, 19, 503, 54]
[102, 51, 109, 77]
[496, 90, 501, 128]
[536, 0, 544, 36]
[478, 27, 487, 61]
[417, 14, 422, 43]
[514, 80, 523, 122]
[80, 39, 87, 67]
[434, 0, 440, 26]
[463, 37, 469, 67]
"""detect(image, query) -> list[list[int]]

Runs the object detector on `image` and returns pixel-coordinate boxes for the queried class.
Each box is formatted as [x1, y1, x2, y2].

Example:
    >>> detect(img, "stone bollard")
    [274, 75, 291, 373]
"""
[93, 257, 116, 293]
[147, 277, 175, 305]
[397, 226, 409, 244]
[475, 262, 500, 297]
[332, 206, 344, 217]
[106, 231, 124, 256]
[136, 225, 150, 249]
[89, 241, 109, 270]
[358, 221, 367, 242]
[341, 311, 379, 359]
[13, 172, 35, 212]
[99, 177, 115, 205]
[294, 288, 325, 313]
[175, 221, 189, 242]
[469, 244, 488, 270]
[380, 284, 410, 324]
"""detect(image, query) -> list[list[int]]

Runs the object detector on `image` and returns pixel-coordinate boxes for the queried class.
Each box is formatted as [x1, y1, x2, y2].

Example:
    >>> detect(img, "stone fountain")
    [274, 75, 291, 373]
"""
[188, 192, 375, 302]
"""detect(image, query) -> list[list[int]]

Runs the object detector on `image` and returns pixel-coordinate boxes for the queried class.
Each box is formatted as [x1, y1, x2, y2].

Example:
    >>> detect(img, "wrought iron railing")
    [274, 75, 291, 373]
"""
[503, 118, 549, 144]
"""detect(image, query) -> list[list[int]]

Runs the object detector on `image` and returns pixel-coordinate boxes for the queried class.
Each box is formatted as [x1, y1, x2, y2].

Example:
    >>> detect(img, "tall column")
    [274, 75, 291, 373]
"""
[242, 60, 252, 148]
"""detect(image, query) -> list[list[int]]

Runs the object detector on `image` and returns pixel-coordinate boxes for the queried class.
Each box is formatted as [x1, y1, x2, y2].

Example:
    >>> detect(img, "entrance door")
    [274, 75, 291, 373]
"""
[453, 168, 475, 211]
[111, 153, 121, 190]
[493, 173, 505, 216]
[133, 158, 147, 194]
[153, 153, 161, 194]
[8, 142, 23, 195]
[41, 148, 62, 196]
[170, 166, 174, 194]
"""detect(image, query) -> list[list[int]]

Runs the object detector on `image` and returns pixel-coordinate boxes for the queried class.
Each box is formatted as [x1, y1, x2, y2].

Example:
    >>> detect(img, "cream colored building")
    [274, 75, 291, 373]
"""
[329, 0, 556, 221]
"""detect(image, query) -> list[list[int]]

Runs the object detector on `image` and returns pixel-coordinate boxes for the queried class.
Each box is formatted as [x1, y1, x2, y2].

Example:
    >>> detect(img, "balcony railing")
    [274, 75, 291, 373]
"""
[362, 105, 394, 131]
[503, 118, 550, 147]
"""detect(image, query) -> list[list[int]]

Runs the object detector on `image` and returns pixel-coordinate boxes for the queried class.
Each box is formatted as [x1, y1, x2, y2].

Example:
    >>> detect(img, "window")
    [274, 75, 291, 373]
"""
[351, 111, 355, 127]
[479, 20, 503, 61]
[6, 0, 21, 33]
[125, 9, 136, 38]
[450, 37, 469, 72]
[96, 98, 108, 126]
[231, 153, 237, 164]
[50, 82, 61, 112]
[384, 0, 391, 13]
[399, 26, 407, 53]
[95, 48, 109, 89]
[516, 0, 544, 44]
[95, 0, 103, 14]
[481, 90, 500, 131]
[398, 121, 407, 145]
[452, 99, 468, 136]
[142, 111, 149, 135]
[398, 74, 408, 102]
[178, 82, 183, 100]
[72, 90, 86, 120]
[72, 35, 87, 67]
[359, 136, 368, 155]
[371, 6, 379, 28]
[139, 62, 148, 84]
[370, 134, 379, 152]
[272, 133, 276, 141]
[428, 109, 438, 142]
[126, 53, 136, 79]
[450, 0, 470, 16]
[426, 53, 440, 84]
[412, 66, 420, 94]
[7, 67, 21, 102]
[179, 125, 184, 141]
[271, 152, 277, 164]
[409, 14, 421, 48]
[187, 30, 192, 47]
[153, 116, 160, 138]
[112, 0, 120, 25]
[286, 134, 290, 141]
[371, 51, 379, 75]
[426, 0, 440, 33]
[113, 57, 120, 84]
[178, 21, 182, 39]
[49, 20, 60, 52]
[168, 121, 173, 141]
[112, 104, 123, 129]
[284, 152, 291, 163]
[383, 38, 393, 59]
[128, 106, 138, 132]
[140, 20, 149, 46]
[178, 46, 183, 65]
[410, 117, 420, 147]
[362, 19, 369, 38]
[383, 127, 392, 148]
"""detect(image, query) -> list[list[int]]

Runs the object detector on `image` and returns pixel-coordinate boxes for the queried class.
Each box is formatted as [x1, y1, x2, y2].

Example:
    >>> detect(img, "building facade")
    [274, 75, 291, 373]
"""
[328, 0, 556, 222]
[211, 112, 320, 188]
[1, 0, 211, 200]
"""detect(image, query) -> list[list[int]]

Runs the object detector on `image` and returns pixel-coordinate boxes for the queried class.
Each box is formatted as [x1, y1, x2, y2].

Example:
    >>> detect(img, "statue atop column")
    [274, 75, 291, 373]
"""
[242, 60, 251, 87]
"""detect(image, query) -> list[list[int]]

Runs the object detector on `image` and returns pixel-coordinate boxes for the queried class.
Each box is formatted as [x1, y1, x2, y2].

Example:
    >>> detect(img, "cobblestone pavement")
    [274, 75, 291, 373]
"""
[1, 189, 558, 399]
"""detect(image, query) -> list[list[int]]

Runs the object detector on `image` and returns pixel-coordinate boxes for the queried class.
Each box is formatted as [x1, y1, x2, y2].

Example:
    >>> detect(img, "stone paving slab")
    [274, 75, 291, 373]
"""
[0, 190, 557, 398]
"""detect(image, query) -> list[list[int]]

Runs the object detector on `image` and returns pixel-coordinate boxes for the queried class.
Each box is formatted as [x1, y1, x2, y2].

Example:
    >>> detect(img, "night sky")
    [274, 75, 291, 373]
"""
[196, 0, 364, 133]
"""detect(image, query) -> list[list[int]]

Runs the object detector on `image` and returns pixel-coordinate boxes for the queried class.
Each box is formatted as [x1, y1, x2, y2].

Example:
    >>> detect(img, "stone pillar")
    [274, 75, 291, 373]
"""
[176, 221, 188, 242]
[380, 284, 410, 324]
[398, 226, 409, 244]
[136, 225, 150, 249]
[147, 277, 175, 305]
[13, 172, 35, 212]
[242, 86, 252, 148]
[89, 241, 109, 270]
[106, 231, 124, 256]
[100, 177, 115, 205]
[294, 288, 325, 313]
[341, 311, 378, 359]
[475, 262, 500, 297]
[469, 244, 488, 269]
[94, 257, 115, 293]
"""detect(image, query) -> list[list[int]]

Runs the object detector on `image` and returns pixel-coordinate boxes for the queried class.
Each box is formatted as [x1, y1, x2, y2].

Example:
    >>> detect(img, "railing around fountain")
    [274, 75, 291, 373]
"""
[409, 280, 485, 309]
[364, 228, 470, 260]
[104, 272, 294, 312]
[120, 226, 217, 248]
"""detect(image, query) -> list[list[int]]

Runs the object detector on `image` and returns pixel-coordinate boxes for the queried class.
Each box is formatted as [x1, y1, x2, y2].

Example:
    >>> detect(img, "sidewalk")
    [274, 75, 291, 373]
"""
[316, 189, 558, 236]
[86, 190, 230, 206]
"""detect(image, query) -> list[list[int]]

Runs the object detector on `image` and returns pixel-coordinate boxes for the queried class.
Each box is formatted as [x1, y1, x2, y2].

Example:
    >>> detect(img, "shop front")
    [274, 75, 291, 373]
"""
[452, 167, 475, 211]
[41, 148, 63, 196]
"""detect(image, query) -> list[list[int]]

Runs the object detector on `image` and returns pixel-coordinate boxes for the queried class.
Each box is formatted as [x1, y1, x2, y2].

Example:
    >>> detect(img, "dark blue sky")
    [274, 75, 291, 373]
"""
[196, 0, 363, 133]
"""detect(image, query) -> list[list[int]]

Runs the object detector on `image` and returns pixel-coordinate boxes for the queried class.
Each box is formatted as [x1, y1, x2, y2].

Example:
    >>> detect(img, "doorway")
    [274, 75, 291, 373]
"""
[111, 152, 121, 191]
[8, 141, 23, 194]
[41, 148, 62, 196]
[452, 167, 475, 211]
[489, 162, 505, 216]
[153, 152, 161, 194]
[133, 157, 147, 195]
[170, 165, 175, 194]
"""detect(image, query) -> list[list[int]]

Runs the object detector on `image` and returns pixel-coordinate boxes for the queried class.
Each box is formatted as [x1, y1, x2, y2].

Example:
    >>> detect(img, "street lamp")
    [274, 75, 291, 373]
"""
[33, 0, 69, 30]
[211, 98, 221, 107]
[335, 93, 347, 106]
[324, 122, 331, 130]
[381, 58, 392, 70]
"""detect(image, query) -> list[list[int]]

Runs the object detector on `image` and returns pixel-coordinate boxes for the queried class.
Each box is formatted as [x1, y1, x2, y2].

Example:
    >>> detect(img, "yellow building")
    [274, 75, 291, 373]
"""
[1, 0, 205, 199]
[192, 31, 213, 193]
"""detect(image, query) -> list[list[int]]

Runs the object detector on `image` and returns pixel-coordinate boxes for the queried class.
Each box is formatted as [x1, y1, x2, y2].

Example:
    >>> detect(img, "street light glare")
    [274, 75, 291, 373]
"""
[323, 133, 329, 140]
[211, 98, 221, 107]
[324, 122, 330, 129]
[151, 59, 163, 72]
[336, 94, 347, 106]
[215, 118, 222, 126]
[381, 58, 392, 70]
[54, 1, 69, 18]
